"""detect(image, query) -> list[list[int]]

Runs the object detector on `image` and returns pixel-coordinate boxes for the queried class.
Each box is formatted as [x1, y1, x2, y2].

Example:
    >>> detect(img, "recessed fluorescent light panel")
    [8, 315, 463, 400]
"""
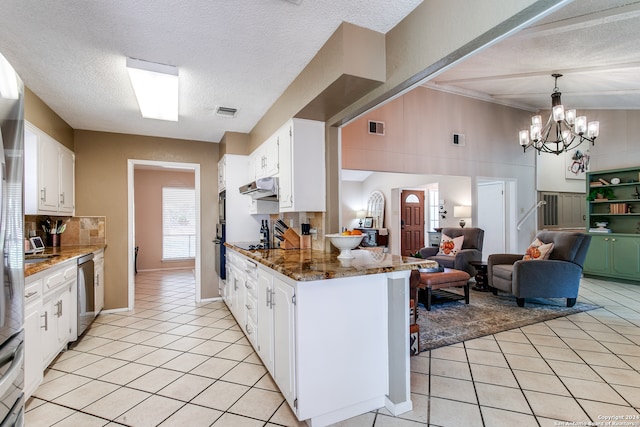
[126, 57, 178, 121]
[0, 53, 19, 100]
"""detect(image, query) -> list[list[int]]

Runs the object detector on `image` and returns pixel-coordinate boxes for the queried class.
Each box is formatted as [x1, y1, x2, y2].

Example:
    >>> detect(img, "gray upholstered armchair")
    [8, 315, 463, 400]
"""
[419, 227, 484, 276]
[487, 231, 592, 307]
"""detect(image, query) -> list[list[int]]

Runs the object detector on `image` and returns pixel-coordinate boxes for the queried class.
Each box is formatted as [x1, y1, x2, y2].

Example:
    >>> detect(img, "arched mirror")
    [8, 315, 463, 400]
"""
[366, 190, 385, 228]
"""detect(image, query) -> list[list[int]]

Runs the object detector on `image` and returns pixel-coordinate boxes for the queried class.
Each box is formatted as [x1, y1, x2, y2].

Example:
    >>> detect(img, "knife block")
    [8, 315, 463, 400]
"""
[300, 234, 311, 249]
[281, 228, 301, 249]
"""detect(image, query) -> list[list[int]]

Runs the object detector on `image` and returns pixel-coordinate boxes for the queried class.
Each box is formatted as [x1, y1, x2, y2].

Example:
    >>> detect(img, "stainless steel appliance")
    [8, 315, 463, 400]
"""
[214, 223, 225, 280]
[76, 253, 95, 339]
[239, 176, 278, 200]
[0, 53, 25, 426]
[218, 191, 226, 224]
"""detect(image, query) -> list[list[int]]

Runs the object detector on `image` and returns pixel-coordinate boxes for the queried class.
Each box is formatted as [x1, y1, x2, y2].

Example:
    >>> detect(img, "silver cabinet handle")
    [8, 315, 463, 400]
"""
[41, 312, 48, 331]
[40, 188, 46, 202]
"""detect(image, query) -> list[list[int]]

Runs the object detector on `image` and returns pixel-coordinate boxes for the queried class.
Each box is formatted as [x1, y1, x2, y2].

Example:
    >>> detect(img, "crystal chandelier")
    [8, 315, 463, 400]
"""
[519, 74, 599, 155]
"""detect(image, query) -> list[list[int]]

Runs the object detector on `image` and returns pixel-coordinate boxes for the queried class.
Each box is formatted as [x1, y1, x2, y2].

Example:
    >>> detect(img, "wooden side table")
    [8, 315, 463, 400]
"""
[469, 260, 489, 292]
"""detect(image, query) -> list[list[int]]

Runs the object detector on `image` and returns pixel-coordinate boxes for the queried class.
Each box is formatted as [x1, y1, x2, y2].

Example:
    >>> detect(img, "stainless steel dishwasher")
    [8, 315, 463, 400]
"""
[76, 253, 95, 340]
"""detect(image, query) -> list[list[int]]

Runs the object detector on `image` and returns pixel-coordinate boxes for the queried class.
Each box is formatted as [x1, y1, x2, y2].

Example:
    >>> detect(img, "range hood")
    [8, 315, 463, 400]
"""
[239, 176, 279, 201]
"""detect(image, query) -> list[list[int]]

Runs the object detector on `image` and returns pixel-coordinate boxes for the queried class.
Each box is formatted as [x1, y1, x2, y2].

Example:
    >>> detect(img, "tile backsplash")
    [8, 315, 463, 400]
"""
[25, 215, 106, 246]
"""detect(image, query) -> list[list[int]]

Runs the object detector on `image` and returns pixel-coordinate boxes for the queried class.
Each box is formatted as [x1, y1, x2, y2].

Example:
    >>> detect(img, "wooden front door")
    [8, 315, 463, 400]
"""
[400, 190, 425, 256]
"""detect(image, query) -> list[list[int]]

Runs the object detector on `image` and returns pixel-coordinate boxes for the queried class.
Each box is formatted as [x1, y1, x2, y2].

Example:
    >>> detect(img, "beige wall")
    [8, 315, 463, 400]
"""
[341, 86, 540, 249]
[24, 87, 74, 150]
[74, 130, 218, 309]
[134, 169, 196, 271]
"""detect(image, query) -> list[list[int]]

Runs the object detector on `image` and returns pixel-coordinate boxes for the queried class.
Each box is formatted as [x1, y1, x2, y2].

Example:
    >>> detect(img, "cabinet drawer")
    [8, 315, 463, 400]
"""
[246, 294, 258, 323]
[45, 270, 65, 290]
[25, 278, 43, 303]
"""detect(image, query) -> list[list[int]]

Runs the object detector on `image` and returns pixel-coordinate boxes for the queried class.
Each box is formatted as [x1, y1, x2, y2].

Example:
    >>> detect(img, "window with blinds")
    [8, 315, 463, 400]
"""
[162, 187, 196, 260]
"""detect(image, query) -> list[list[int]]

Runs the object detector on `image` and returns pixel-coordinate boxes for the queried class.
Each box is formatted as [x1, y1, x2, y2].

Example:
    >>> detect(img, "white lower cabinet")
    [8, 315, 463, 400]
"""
[225, 248, 403, 426]
[24, 279, 44, 400]
[226, 251, 297, 414]
[24, 259, 78, 400]
[271, 276, 296, 408]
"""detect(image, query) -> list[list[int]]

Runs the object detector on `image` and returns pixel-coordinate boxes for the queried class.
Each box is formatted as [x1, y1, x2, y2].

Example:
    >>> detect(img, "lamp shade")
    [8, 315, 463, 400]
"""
[453, 205, 471, 218]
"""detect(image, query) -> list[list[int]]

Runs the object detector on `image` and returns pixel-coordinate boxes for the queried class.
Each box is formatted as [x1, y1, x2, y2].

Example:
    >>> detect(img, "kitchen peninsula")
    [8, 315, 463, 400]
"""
[224, 243, 436, 426]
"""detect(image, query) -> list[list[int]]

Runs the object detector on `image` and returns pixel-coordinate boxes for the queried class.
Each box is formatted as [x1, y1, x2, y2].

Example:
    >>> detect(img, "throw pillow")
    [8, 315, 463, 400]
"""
[523, 238, 554, 261]
[438, 234, 464, 256]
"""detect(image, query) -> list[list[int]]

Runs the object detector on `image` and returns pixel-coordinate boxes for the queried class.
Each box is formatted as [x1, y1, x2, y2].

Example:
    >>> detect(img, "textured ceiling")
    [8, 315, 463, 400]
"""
[2, 1, 639, 146]
[427, 0, 640, 112]
[0, 0, 422, 142]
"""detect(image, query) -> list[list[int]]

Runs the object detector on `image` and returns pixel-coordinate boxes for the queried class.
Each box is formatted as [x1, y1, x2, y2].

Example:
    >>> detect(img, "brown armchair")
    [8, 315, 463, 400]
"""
[419, 227, 484, 276]
[487, 231, 591, 307]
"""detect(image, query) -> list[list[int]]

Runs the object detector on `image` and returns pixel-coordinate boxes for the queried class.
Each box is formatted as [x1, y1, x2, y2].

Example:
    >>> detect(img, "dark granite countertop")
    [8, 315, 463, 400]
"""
[25, 244, 107, 277]
[225, 242, 437, 282]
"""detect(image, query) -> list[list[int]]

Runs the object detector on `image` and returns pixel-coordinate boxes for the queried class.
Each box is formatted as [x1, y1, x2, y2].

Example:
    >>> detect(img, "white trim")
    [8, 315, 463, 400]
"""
[99, 307, 130, 315]
[127, 159, 202, 311]
[199, 296, 224, 304]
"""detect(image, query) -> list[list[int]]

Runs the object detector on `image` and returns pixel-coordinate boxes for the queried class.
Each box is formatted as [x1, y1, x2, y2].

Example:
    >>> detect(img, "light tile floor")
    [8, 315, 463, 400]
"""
[26, 271, 640, 426]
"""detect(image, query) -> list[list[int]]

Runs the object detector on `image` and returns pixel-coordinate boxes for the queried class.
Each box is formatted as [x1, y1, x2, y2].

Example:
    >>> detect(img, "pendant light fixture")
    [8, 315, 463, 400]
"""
[519, 74, 599, 155]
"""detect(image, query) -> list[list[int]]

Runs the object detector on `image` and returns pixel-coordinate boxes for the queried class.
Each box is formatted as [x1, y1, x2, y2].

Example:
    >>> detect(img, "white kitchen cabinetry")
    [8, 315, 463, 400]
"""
[229, 254, 296, 409]
[226, 248, 403, 426]
[256, 268, 274, 372]
[248, 199, 279, 215]
[24, 278, 44, 400]
[94, 249, 105, 314]
[271, 275, 296, 407]
[41, 261, 77, 368]
[24, 259, 78, 400]
[277, 118, 325, 212]
[253, 135, 279, 179]
[24, 122, 75, 215]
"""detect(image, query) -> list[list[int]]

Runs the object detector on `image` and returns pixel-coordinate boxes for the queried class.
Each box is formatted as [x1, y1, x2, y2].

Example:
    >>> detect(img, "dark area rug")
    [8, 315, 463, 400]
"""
[416, 289, 601, 352]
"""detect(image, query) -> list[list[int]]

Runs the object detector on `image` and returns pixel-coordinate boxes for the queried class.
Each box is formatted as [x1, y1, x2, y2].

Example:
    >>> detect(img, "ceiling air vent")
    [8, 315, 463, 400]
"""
[368, 120, 384, 135]
[216, 106, 238, 118]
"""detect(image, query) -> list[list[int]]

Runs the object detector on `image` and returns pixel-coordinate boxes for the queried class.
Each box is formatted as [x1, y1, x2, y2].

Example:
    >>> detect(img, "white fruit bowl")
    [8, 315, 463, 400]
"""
[326, 233, 365, 259]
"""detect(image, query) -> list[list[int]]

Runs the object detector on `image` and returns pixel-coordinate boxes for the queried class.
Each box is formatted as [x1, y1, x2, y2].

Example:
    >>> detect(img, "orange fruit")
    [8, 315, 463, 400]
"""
[350, 230, 362, 235]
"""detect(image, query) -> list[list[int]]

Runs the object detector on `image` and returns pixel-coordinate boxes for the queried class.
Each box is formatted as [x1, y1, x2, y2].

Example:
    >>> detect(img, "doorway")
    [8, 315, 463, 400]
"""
[476, 178, 517, 259]
[400, 189, 425, 256]
[127, 159, 202, 310]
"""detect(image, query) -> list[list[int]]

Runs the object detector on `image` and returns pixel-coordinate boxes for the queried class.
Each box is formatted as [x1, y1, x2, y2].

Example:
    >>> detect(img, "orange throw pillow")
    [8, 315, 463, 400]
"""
[438, 234, 464, 256]
[523, 238, 554, 261]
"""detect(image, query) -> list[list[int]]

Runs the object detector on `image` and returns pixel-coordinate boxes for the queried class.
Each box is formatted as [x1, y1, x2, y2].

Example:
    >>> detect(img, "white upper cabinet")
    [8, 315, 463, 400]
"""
[25, 122, 75, 215]
[278, 118, 325, 212]
[253, 135, 279, 180]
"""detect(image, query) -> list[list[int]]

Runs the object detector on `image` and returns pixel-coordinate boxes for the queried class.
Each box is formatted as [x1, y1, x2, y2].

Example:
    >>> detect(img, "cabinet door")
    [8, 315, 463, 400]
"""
[24, 300, 44, 399]
[58, 146, 75, 214]
[584, 236, 612, 274]
[38, 136, 60, 212]
[611, 237, 640, 279]
[41, 296, 59, 367]
[55, 286, 71, 348]
[273, 277, 296, 408]
[278, 124, 293, 210]
[263, 136, 279, 177]
[257, 270, 274, 374]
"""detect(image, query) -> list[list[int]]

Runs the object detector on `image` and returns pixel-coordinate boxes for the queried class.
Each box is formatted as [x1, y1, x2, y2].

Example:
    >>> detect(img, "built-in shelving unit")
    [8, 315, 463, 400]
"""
[584, 166, 640, 282]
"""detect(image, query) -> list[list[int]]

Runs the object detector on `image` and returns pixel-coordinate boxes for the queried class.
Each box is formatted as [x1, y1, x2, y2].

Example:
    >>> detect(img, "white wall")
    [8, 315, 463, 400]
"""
[536, 109, 640, 192]
[341, 172, 472, 253]
[341, 87, 539, 252]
